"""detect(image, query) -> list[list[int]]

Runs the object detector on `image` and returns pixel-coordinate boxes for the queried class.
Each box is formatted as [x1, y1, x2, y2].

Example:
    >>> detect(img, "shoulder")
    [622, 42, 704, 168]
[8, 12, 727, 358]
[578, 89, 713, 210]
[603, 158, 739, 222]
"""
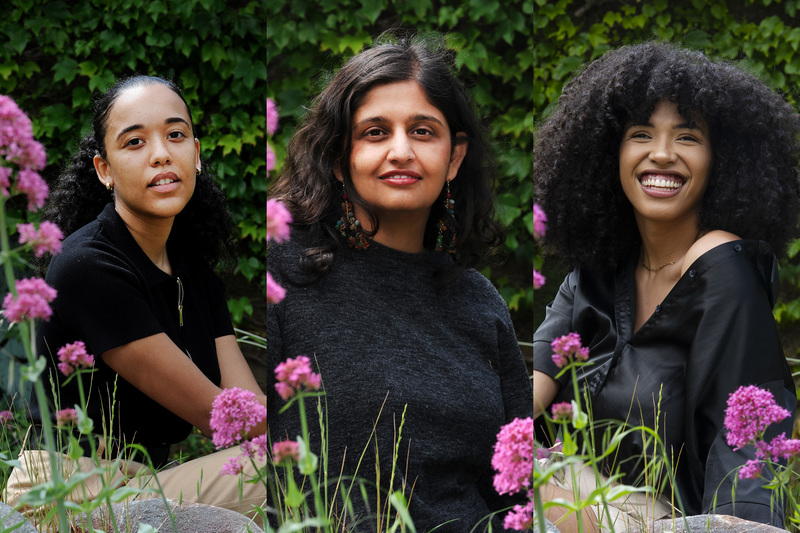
[681, 230, 741, 276]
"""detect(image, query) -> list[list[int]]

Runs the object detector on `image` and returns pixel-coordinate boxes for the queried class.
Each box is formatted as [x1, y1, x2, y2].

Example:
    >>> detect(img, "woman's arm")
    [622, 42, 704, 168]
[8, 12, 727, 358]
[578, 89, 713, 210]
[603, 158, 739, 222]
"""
[534, 370, 560, 419]
[102, 332, 266, 438]
[216, 334, 264, 394]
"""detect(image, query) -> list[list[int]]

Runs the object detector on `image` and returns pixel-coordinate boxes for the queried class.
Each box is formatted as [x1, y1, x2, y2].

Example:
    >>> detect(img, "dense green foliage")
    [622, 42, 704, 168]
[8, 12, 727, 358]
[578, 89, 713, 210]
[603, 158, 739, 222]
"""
[534, 0, 800, 333]
[267, 0, 534, 339]
[0, 0, 266, 315]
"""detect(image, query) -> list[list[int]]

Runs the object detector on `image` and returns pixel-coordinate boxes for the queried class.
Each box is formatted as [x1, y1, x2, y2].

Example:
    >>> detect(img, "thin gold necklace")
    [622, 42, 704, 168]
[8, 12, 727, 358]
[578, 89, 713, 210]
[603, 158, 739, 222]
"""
[640, 258, 675, 272]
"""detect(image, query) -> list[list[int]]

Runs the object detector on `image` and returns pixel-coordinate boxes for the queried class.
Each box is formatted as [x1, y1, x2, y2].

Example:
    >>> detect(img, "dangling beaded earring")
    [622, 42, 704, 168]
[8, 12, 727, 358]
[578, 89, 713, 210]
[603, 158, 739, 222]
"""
[336, 185, 370, 250]
[435, 180, 457, 254]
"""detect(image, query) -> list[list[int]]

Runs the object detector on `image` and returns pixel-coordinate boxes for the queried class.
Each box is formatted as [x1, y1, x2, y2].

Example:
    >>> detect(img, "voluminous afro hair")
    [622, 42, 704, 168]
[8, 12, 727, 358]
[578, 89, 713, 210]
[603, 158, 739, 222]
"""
[534, 41, 800, 271]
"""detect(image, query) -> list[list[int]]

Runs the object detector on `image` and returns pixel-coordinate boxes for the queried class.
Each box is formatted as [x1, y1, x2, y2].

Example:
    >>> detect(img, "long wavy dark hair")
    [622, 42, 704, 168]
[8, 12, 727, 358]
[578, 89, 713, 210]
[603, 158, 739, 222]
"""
[535, 41, 800, 271]
[39, 75, 236, 271]
[269, 33, 504, 276]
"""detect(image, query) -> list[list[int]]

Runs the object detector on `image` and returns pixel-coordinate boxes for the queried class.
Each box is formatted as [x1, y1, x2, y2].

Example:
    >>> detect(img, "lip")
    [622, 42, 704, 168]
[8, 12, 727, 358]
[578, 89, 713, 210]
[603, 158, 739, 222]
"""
[379, 169, 422, 179]
[148, 172, 180, 193]
[637, 169, 686, 198]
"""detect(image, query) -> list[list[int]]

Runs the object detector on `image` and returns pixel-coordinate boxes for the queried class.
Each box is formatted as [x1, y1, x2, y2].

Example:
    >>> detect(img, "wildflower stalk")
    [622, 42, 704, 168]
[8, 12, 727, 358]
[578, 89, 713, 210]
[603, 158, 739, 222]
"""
[0, 194, 69, 531]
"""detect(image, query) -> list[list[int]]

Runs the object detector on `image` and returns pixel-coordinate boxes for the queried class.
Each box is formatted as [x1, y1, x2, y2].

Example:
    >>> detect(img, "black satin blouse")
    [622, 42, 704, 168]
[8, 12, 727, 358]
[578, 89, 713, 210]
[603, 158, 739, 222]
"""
[534, 240, 795, 527]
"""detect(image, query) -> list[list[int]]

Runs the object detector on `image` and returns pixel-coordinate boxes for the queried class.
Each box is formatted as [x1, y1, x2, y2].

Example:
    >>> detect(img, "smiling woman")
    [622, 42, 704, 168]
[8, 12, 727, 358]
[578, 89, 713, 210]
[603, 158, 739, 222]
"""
[1, 76, 267, 525]
[267, 34, 533, 531]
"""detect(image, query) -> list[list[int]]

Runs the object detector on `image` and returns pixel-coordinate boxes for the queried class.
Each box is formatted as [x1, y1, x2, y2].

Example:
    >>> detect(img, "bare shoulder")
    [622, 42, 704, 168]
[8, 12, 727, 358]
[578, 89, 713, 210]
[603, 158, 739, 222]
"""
[681, 230, 742, 275]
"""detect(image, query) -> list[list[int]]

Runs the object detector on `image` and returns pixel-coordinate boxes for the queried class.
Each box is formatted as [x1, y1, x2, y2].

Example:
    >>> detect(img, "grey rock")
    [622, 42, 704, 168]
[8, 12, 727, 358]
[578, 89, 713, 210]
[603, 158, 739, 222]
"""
[625, 514, 785, 532]
[0, 502, 38, 533]
[533, 514, 561, 533]
[80, 499, 263, 533]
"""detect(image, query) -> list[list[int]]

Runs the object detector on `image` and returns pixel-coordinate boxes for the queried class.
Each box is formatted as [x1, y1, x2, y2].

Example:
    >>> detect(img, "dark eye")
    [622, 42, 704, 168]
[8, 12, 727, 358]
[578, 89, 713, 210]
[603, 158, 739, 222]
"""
[630, 131, 650, 139]
[364, 128, 385, 137]
[125, 138, 142, 147]
[678, 134, 698, 142]
[412, 128, 432, 136]
[169, 131, 186, 139]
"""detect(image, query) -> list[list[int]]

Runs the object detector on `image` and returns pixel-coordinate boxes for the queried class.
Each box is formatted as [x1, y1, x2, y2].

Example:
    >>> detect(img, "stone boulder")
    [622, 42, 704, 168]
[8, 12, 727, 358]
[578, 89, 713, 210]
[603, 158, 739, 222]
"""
[0, 502, 38, 533]
[626, 514, 785, 532]
[83, 499, 264, 533]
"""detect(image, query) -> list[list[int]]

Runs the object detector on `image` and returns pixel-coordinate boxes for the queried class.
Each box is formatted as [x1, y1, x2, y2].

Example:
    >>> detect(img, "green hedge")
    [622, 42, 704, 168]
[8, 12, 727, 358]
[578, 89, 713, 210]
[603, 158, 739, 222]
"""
[267, 1, 534, 339]
[0, 0, 266, 324]
[534, 0, 800, 330]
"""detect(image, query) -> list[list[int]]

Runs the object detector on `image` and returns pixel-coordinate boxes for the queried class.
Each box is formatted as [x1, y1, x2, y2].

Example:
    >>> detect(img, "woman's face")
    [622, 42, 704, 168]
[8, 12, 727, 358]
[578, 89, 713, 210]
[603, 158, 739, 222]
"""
[619, 99, 712, 227]
[93, 83, 199, 224]
[338, 80, 467, 228]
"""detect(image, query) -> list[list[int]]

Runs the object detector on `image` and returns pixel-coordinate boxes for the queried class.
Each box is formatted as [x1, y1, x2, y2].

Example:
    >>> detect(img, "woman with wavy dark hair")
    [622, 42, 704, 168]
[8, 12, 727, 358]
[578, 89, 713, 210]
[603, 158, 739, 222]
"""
[3, 75, 266, 524]
[267, 35, 533, 531]
[534, 41, 800, 531]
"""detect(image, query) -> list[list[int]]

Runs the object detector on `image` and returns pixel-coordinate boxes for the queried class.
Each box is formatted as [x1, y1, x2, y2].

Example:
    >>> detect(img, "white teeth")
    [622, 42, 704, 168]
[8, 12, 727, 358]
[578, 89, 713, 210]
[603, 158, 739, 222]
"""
[383, 175, 416, 179]
[153, 178, 175, 186]
[641, 176, 682, 189]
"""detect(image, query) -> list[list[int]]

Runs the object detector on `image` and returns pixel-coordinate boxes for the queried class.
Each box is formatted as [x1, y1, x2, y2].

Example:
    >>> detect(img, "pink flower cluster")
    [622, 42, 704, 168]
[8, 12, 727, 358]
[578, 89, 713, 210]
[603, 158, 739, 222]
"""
[267, 98, 279, 176]
[550, 332, 589, 368]
[724, 385, 800, 479]
[17, 221, 63, 257]
[266, 273, 285, 304]
[492, 417, 534, 531]
[533, 269, 546, 290]
[267, 198, 292, 243]
[551, 401, 573, 422]
[57, 341, 95, 376]
[56, 408, 77, 426]
[221, 434, 268, 476]
[210, 387, 266, 449]
[0, 410, 12, 425]
[2, 277, 57, 323]
[533, 203, 547, 239]
[272, 439, 300, 463]
[274, 355, 321, 400]
[0, 95, 48, 212]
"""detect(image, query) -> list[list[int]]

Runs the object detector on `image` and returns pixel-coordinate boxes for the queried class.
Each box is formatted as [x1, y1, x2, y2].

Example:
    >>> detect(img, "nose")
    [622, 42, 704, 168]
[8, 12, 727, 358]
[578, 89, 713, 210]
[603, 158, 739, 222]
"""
[150, 138, 171, 166]
[649, 137, 676, 165]
[387, 131, 414, 162]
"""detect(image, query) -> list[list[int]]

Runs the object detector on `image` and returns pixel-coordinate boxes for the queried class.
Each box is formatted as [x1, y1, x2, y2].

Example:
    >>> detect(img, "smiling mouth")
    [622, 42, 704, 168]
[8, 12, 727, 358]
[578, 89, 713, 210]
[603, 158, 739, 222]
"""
[150, 178, 178, 186]
[639, 175, 684, 190]
[380, 175, 421, 180]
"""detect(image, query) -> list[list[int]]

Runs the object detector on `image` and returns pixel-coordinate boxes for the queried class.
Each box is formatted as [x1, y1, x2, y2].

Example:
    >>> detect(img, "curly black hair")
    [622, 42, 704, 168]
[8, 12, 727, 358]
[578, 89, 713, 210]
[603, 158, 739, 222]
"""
[534, 41, 800, 271]
[269, 32, 505, 277]
[38, 75, 236, 272]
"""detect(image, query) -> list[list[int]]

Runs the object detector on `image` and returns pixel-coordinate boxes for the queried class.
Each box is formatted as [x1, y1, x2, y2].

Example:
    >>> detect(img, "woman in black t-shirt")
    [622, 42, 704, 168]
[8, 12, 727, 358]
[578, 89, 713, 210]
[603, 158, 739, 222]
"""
[4, 76, 266, 522]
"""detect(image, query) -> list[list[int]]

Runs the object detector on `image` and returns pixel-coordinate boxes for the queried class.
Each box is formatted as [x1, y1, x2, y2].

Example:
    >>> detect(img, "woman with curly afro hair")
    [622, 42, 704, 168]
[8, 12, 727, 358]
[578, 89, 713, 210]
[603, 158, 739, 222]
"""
[534, 41, 800, 531]
[3, 76, 266, 525]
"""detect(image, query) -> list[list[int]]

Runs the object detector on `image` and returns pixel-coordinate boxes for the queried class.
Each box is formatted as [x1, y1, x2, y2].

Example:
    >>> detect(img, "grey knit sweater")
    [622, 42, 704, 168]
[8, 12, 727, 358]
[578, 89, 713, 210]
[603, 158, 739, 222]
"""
[267, 232, 533, 532]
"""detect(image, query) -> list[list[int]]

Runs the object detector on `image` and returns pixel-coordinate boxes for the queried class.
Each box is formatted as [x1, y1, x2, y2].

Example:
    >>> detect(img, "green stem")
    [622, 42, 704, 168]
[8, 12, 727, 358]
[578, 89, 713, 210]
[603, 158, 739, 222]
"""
[534, 486, 547, 533]
[0, 201, 69, 531]
[297, 394, 326, 527]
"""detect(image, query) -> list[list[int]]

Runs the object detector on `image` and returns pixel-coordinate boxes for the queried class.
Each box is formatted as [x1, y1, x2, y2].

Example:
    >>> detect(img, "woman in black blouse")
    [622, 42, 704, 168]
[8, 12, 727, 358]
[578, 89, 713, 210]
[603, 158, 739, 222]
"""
[4, 76, 266, 522]
[534, 42, 800, 531]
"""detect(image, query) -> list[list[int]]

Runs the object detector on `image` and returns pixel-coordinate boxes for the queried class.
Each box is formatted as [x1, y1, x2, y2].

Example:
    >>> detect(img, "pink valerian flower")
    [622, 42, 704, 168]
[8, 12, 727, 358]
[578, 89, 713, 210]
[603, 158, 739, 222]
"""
[16, 168, 48, 211]
[274, 355, 322, 400]
[492, 417, 533, 496]
[504, 490, 534, 530]
[551, 402, 573, 422]
[724, 385, 791, 450]
[2, 277, 57, 323]
[266, 198, 292, 243]
[17, 221, 63, 257]
[723, 385, 800, 480]
[0, 410, 12, 424]
[0, 95, 46, 171]
[221, 455, 244, 476]
[533, 203, 547, 239]
[209, 387, 267, 449]
[56, 341, 95, 376]
[272, 440, 300, 463]
[533, 269, 545, 289]
[267, 98, 279, 136]
[550, 332, 589, 368]
[266, 272, 285, 304]
[55, 408, 78, 426]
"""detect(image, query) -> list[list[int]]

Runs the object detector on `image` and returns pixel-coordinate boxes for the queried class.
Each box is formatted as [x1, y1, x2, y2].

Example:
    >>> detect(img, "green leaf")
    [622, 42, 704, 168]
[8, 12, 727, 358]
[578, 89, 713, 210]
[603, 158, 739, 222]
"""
[52, 58, 80, 84]
[201, 40, 227, 69]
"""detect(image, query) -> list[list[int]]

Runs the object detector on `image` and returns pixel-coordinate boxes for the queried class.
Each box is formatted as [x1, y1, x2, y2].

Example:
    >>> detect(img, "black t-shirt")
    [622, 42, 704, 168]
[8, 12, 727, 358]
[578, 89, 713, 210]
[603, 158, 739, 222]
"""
[34, 203, 233, 464]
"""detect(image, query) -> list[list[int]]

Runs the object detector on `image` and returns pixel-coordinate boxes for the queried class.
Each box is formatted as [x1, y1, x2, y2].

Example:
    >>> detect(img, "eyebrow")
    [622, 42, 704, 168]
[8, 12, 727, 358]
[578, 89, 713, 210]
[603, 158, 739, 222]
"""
[115, 117, 191, 141]
[629, 120, 703, 131]
[353, 114, 445, 129]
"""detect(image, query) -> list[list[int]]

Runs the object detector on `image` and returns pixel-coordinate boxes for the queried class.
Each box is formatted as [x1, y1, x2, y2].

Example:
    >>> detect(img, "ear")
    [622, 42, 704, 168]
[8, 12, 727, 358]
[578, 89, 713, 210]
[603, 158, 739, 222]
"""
[93, 154, 112, 189]
[194, 138, 201, 172]
[333, 161, 344, 183]
[446, 133, 468, 182]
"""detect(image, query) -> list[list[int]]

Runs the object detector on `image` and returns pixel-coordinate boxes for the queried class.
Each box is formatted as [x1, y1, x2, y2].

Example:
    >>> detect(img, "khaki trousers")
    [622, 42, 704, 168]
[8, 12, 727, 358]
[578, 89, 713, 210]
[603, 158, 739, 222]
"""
[2, 445, 265, 530]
